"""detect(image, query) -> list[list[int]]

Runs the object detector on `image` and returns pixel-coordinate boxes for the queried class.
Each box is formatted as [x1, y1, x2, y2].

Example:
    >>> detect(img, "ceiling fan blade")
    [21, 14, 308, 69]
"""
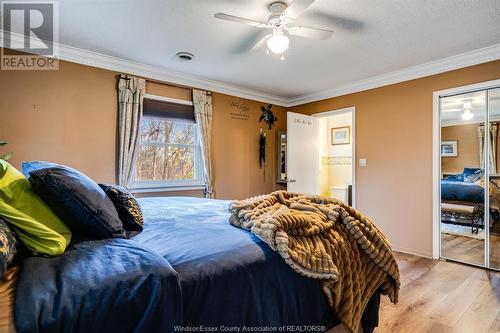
[214, 13, 268, 28]
[306, 11, 365, 32]
[288, 26, 333, 40]
[442, 108, 482, 112]
[284, 0, 316, 19]
[249, 33, 272, 52]
[441, 109, 464, 113]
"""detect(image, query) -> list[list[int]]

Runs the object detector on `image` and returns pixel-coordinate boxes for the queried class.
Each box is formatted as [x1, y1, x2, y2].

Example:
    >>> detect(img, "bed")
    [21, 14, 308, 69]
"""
[12, 197, 381, 333]
[441, 179, 485, 203]
[441, 169, 500, 229]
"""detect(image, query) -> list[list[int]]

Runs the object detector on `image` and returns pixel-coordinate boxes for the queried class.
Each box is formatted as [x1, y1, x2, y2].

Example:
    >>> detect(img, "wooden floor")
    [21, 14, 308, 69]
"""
[376, 252, 500, 333]
[441, 233, 500, 268]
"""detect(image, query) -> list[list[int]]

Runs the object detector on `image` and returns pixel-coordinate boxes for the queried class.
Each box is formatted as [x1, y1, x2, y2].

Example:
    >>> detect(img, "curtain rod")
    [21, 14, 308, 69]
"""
[118, 74, 131, 81]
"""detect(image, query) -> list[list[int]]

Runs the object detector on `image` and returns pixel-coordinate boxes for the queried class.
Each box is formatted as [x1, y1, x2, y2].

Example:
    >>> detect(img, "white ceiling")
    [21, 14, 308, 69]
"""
[51, 1, 500, 101]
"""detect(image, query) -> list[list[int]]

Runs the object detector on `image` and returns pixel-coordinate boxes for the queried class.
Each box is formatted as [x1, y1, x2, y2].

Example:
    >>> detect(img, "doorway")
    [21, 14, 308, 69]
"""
[433, 79, 500, 270]
[315, 108, 355, 206]
[286, 107, 355, 206]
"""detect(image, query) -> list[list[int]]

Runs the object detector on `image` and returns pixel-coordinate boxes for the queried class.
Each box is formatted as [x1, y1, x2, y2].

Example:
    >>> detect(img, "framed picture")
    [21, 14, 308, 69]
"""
[331, 126, 351, 145]
[441, 140, 458, 157]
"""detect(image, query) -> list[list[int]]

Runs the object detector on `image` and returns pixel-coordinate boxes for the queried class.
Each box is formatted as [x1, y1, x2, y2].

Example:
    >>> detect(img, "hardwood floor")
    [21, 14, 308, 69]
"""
[376, 252, 500, 333]
[441, 233, 500, 268]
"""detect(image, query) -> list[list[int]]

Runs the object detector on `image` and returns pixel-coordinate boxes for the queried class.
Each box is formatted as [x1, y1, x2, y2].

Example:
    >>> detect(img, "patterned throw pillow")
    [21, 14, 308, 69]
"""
[98, 184, 144, 232]
[464, 170, 484, 183]
[0, 219, 17, 278]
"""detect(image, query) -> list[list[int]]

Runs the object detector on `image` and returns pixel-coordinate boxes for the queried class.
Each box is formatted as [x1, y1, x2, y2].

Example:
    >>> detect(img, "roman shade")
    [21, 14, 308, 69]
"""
[143, 99, 195, 122]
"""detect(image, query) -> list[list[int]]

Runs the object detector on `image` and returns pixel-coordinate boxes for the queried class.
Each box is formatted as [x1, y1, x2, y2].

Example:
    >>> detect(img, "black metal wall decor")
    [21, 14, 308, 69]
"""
[259, 104, 277, 129]
[259, 128, 266, 168]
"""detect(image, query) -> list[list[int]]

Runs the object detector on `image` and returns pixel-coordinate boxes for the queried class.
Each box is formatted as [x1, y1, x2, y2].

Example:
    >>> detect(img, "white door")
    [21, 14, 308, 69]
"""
[287, 112, 319, 194]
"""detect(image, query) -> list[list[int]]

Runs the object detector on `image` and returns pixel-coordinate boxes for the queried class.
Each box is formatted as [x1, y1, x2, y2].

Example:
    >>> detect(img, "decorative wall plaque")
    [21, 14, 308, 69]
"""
[229, 99, 250, 120]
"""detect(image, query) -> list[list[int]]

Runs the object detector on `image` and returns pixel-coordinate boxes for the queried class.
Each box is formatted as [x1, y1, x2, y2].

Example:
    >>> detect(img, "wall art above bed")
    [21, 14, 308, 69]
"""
[441, 140, 458, 157]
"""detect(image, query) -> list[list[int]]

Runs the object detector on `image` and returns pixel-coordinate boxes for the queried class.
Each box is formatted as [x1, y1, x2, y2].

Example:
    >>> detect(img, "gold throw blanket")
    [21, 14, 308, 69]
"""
[229, 191, 400, 333]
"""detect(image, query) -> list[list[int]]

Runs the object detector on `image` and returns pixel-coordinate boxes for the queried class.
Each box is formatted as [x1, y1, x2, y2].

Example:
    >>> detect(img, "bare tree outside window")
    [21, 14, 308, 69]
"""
[134, 117, 201, 187]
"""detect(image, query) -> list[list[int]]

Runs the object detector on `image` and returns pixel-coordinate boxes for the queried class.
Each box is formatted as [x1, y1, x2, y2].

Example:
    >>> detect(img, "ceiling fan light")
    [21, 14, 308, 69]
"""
[461, 109, 473, 121]
[463, 100, 473, 110]
[267, 34, 289, 54]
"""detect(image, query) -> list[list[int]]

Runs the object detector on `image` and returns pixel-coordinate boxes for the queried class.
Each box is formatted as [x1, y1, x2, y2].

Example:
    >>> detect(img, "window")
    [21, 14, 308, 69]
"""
[132, 97, 203, 190]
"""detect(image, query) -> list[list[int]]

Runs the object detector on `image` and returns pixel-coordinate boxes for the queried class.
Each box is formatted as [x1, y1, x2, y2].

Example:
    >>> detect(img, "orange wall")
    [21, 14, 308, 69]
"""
[441, 124, 480, 173]
[0, 59, 286, 199]
[289, 59, 500, 257]
[441, 123, 500, 174]
[0, 62, 117, 182]
[2, 51, 500, 257]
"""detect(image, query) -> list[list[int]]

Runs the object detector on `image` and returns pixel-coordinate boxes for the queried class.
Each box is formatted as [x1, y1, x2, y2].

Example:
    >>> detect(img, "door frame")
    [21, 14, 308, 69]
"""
[432, 79, 500, 263]
[312, 106, 356, 207]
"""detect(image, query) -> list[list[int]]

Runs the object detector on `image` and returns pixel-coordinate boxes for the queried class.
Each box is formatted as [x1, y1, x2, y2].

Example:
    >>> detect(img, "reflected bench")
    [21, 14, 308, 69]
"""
[441, 202, 483, 234]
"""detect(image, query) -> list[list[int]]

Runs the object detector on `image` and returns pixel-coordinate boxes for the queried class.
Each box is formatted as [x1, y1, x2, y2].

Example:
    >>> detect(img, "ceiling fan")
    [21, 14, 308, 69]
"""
[214, 0, 333, 59]
[442, 100, 477, 120]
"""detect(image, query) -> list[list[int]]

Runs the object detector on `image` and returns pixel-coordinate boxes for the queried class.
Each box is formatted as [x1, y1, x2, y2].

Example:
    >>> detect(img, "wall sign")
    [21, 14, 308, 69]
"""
[293, 118, 313, 125]
[229, 99, 251, 120]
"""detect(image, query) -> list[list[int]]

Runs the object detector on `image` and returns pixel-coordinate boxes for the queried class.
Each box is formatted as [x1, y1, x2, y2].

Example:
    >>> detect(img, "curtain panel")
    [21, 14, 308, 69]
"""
[193, 89, 215, 198]
[490, 123, 498, 174]
[117, 75, 146, 188]
[477, 123, 498, 174]
[478, 124, 485, 169]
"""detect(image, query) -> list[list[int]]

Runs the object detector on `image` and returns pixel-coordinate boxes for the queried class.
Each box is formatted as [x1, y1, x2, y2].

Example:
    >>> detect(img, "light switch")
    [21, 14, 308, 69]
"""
[359, 159, 367, 167]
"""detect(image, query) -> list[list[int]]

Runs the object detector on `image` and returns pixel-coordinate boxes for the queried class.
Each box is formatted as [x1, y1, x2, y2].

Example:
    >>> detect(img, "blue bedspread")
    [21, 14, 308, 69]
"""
[441, 180, 484, 203]
[14, 197, 381, 332]
[134, 197, 336, 329]
[14, 239, 182, 333]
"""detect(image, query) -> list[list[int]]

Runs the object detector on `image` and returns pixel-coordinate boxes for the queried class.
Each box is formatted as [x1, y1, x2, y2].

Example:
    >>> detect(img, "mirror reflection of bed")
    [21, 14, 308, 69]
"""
[440, 89, 500, 268]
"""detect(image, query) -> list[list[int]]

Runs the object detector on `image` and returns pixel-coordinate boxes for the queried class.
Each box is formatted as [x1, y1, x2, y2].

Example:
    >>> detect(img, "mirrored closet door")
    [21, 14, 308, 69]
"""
[439, 86, 500, 269]
[440, 91, 486, 266]
[489, 87, 500, 270]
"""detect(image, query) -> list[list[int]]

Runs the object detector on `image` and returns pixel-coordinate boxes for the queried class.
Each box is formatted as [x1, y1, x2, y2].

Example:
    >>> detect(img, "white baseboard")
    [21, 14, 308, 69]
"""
[391, 246, 433, 259]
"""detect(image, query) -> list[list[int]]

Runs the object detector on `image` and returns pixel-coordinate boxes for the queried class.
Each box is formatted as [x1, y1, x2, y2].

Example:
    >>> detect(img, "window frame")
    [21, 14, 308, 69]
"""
[130, 113, 204, 192]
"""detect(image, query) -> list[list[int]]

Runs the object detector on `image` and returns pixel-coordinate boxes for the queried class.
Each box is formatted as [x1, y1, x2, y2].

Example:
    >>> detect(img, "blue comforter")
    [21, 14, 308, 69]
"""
[134, 197, 336, 329]
[15, 238, 182, 333]
[15, 197, 380, 332]
[441, 179, 484, 203]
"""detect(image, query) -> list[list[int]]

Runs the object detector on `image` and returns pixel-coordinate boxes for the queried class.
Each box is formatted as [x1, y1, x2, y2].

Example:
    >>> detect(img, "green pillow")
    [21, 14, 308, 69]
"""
[0, 160, 71, 256]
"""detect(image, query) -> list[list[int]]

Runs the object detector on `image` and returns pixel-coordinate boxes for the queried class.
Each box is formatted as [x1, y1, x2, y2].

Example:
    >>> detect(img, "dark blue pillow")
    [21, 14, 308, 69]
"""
[27, 162, 126, 239]
[463, 167, 481, 176]
[22, 161, 59, 179]
[99, 184, 144, 232]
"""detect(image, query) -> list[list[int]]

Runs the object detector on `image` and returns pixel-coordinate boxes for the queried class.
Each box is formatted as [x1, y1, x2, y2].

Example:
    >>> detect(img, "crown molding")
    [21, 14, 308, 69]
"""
[0, 30, 290, 106]
[58, 45, 291, 106]
[286, 43, 500, 107]
[2, 30, 500, 108]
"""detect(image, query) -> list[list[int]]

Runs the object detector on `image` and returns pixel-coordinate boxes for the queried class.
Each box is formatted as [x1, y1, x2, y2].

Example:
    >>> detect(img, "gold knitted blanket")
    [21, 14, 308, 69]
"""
[228, 191, 400, 333]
